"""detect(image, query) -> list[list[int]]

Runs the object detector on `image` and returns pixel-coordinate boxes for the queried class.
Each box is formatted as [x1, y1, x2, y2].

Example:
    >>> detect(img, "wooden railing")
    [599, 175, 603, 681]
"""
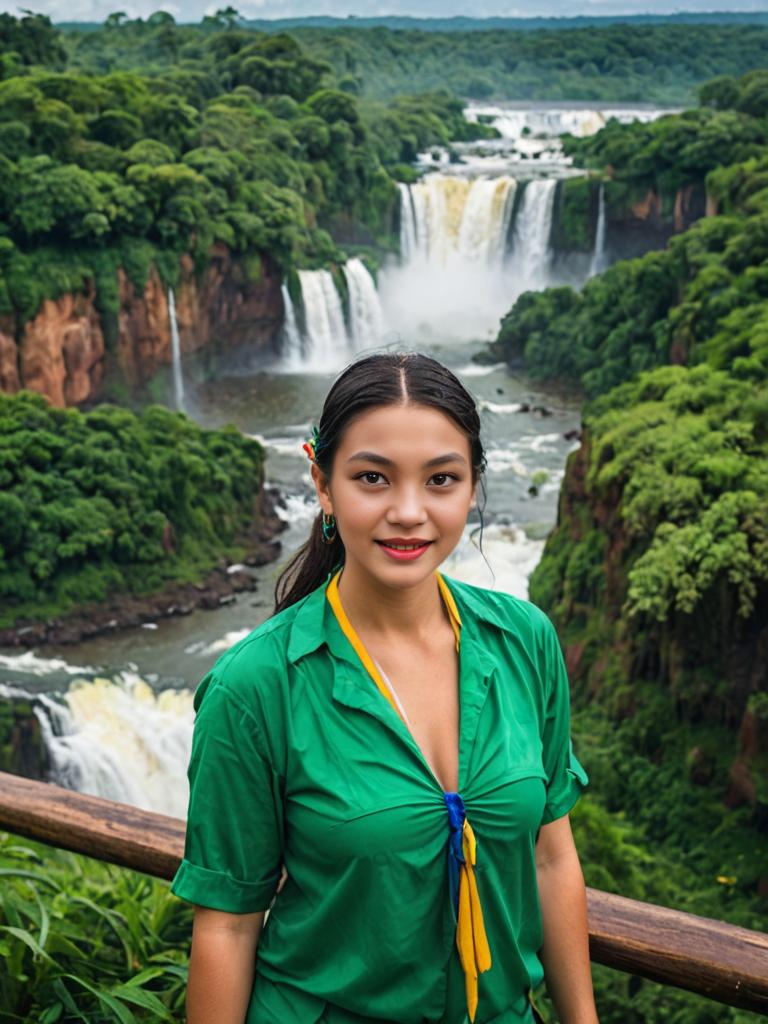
[1, 771, 766, 1015]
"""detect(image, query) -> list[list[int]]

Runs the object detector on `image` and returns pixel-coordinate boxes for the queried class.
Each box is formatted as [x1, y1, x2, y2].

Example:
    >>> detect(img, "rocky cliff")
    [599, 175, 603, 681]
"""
[0, 244, 284, 408]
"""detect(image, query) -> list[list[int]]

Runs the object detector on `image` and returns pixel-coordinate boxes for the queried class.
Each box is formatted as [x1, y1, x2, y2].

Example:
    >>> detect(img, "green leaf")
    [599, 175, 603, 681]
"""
[0, 925, 55, 964]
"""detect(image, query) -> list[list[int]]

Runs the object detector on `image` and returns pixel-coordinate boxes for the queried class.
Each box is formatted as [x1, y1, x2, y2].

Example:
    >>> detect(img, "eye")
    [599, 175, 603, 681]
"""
[429, 473, 458, 487]
[355, 471, 386, 485]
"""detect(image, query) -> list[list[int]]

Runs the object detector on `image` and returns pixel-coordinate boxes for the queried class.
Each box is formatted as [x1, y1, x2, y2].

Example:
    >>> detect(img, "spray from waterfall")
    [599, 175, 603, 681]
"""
[168, 288, 184, 412]
[589, 183, 608, 277]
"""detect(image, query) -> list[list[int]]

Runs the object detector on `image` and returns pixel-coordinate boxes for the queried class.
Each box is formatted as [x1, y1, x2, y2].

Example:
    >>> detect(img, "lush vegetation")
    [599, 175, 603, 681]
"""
[490, 71, 768, 396]
[488, 67, 768, 1022]
[59, 16, 768, 105]
[0, 831, 191, 1023]
[0, 392, 267, 628]
[0, 13, 495, 328]
[288, 23, 768, 104]
[561, 70, 768, 219]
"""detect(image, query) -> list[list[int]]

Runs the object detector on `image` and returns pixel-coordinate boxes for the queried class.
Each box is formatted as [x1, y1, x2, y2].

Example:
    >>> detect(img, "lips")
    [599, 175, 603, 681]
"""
[377, 538, 432, 549]
[375, 538, 434, 561]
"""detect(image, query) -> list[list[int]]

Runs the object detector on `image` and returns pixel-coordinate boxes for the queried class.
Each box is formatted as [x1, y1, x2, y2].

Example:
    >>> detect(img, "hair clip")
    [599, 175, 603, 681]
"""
[303, 425, 321, 463]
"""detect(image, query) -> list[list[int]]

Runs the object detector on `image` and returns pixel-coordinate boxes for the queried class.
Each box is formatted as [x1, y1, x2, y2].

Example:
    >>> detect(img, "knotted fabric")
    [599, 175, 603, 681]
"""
[444, 791, 492, 1022]
[325, 571, 492, 1021]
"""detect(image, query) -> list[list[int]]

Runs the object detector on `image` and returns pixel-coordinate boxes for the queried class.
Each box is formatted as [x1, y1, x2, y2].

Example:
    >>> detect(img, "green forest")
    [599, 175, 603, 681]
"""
[0, 10, 766, 1024]
[488, 66, 768, 1023]
[0, 393, 268, 628]
[59, 15, 768, 104]
[0, 12, 490, 330]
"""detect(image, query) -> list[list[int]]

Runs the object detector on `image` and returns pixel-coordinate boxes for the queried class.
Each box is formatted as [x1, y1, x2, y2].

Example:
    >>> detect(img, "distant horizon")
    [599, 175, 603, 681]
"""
[3, 3, 766, 27]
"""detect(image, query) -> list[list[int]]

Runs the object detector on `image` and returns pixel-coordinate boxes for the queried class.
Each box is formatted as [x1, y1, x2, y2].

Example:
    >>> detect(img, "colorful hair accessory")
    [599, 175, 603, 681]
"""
[303, 425, 321, 463]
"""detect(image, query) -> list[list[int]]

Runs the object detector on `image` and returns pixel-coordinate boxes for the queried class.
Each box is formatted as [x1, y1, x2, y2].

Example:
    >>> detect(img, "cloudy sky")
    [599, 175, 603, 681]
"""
[2, 0, 767, 23]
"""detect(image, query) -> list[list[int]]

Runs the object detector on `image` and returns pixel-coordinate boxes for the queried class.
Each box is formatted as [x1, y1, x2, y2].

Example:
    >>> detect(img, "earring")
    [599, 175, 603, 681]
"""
[321, 513, 337, 544]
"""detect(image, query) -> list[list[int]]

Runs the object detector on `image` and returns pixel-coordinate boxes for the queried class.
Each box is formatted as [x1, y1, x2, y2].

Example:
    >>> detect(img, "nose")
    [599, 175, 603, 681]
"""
[385, 484, 428, 528]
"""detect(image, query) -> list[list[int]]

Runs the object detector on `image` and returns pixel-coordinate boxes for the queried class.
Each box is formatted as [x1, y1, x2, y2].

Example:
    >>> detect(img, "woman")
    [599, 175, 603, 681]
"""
[171, 352, 598, 1024]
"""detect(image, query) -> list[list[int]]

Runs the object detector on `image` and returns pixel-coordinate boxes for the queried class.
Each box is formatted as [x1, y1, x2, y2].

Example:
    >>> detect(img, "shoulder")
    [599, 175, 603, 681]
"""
[443, 574, 555, 643]
[193, 593, 311, 715]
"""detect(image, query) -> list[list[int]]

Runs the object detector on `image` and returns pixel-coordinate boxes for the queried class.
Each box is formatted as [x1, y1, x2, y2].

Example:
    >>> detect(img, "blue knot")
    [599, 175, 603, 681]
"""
[444, 791, 465, 922]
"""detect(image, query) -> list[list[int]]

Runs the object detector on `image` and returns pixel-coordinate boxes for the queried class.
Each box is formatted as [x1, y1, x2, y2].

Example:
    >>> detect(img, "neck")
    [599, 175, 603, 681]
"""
[336, 563, 448, 640]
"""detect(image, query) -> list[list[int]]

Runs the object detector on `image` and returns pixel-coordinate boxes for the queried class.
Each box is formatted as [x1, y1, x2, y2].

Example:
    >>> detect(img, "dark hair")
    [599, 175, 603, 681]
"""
[273, 352, 487, 614]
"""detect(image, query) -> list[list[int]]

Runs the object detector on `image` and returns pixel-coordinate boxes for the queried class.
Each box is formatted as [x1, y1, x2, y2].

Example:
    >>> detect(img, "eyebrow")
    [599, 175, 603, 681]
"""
[347, 451, 468, 468]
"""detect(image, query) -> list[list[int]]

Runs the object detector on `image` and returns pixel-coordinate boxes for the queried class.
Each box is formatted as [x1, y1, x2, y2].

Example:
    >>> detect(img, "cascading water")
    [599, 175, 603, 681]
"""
[9, 676, 194, 817]
[398, 182, 418, 262]
[168, 288, 184, 412]
[297, 269, 349, 369]
[457, 177, 517, 265]
[507, 179, 557, 291]
[382, 173, 520, 339]
[344, 258, 385, 350]
[285, 262, 384, 369]
[281, 283, 303, 366]
[589, 183, 608, 277]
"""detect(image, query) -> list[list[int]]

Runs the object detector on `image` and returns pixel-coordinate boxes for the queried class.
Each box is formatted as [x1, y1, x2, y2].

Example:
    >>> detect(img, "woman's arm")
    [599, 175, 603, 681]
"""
[186, 906, 265, 1024]
[535, 814, 599, 1024]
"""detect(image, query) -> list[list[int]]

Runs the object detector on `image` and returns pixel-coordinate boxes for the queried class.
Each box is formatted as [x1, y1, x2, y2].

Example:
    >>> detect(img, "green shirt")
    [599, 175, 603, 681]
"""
[171, 573, 588, 1024]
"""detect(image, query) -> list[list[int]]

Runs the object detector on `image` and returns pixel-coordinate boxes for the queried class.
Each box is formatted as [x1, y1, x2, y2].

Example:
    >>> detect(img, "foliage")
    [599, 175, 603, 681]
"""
[0, 12, 65, 74]
[586, 365, 768, 623]
[563, 106, 767, 211]
[0, 830, 191, 1023]
[0, 392, 265, 628]
[0, 14, 511, 322]
[230, 23, 768, 104]
[500, 70, 768, 1020]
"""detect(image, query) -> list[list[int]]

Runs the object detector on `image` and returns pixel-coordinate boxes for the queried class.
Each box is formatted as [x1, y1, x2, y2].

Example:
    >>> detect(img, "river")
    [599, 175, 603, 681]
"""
[0, 101, 672, 817]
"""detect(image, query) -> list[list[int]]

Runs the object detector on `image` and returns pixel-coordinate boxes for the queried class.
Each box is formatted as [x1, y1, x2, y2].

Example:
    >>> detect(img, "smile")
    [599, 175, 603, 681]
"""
[375, 540, 434, 561]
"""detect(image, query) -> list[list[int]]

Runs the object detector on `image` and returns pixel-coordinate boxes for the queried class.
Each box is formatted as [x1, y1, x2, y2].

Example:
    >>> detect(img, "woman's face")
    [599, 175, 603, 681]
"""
[312, 403, 476, 591]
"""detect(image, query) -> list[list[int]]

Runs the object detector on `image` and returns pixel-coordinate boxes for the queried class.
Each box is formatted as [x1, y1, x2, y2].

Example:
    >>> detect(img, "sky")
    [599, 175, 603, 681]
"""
[2, 0, 768, 23]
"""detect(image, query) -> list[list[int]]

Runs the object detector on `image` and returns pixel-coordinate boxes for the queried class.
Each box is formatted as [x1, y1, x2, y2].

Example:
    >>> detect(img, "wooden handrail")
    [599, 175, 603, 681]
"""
[0, 771, 766, 1014]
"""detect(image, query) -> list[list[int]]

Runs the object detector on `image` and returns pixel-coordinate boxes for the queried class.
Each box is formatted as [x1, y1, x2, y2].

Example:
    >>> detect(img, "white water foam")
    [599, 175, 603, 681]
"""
[479, 400, 523, 414]
[0, 651, 96, 678]
[443, 523, 545, 600]
[184, 631, 251, 658]
[31, 673, 194, 817]
[382, 174, 520, 341]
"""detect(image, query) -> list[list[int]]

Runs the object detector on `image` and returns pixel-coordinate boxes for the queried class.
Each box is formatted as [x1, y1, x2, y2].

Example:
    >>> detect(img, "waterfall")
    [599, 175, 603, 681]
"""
[508, 179, 557, 290]
[396, 174, 516, 267]
[589, 183, 608, 277]
[281, 284, 303, 366]
[398, 182, 418, 262]
[457, 177, 517, 265]
[382, 173, 522, 340]
[27, 675, 194, 817]
[344, 258, 385, 350]
[168, 288, 184, 412]
[297, 269, 349, 368]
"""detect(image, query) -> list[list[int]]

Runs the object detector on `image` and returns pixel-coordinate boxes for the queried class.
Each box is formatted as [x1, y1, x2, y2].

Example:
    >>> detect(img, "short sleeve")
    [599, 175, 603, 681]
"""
[539, 618, 589, 825]
[170, 671, 285, 913]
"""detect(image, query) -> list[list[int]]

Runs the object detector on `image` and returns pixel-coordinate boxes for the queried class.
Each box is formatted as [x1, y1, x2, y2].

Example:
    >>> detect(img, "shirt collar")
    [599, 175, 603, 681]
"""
[286, 570, 515, 666]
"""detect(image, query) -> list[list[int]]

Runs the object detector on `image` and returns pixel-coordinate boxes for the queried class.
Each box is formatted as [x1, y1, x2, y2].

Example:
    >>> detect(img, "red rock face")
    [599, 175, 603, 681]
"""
[0, 322, 20, 394]
[0, 246, 283, 407]
[19, 292, 104, 409]
[115, 246, 282, 391]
